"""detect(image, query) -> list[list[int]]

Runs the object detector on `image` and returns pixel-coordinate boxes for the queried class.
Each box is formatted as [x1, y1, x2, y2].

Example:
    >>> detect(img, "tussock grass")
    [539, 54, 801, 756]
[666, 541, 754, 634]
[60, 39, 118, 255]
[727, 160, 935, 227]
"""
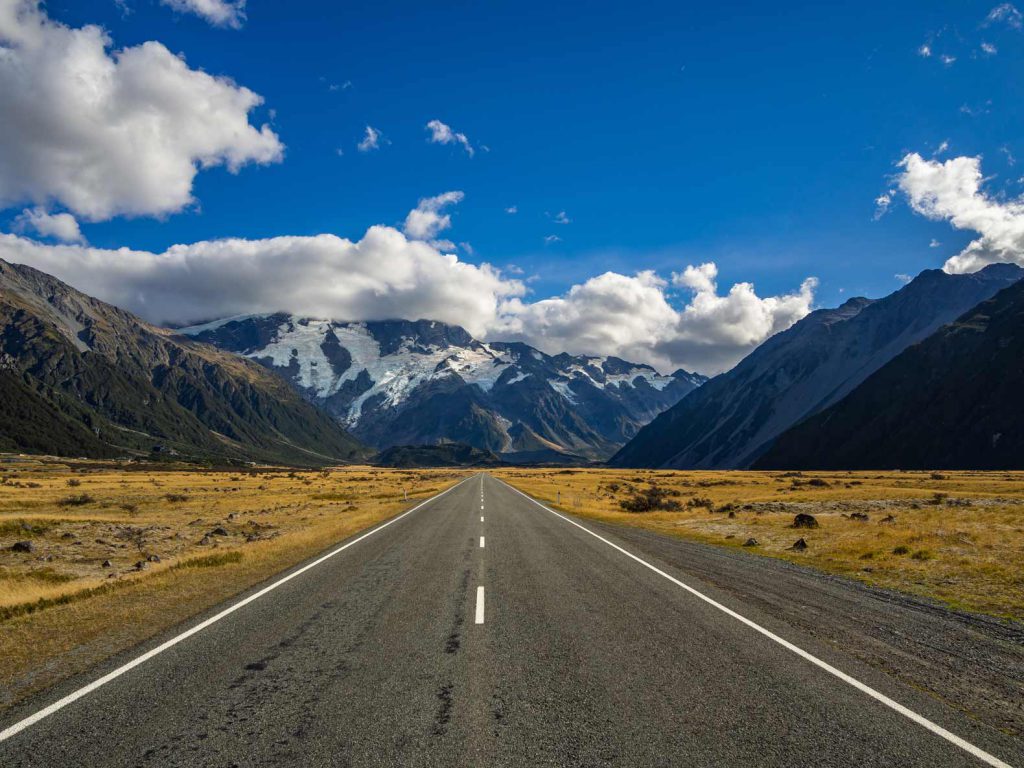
[494, 468, 1024, 622]
[0, 457, 469, 711]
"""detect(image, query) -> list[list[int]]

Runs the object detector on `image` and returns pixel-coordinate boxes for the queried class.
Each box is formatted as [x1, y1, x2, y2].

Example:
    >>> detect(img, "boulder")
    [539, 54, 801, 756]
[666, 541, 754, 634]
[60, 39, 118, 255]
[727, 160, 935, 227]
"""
[793, 513, 819, 529]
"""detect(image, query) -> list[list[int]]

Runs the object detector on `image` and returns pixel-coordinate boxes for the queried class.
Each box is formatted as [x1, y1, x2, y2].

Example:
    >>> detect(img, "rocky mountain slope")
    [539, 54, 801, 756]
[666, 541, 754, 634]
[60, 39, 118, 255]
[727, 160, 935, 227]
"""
[611, 263, 1024, 469]
[0, 260, 365, 465]
[755, 277, 1024, 469]
[182, 315, 705, 460]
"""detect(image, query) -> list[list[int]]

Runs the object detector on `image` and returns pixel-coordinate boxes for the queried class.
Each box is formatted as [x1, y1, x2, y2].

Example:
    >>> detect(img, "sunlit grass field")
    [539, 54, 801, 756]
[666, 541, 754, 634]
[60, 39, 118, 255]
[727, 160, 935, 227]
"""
[493, 468, 1024, 622]
[0, 456, 468, 710]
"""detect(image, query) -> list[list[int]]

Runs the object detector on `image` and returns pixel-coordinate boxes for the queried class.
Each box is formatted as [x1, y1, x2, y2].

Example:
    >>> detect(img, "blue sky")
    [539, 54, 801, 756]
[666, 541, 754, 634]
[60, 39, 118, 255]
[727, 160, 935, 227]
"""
[1, 0, 1022, 372]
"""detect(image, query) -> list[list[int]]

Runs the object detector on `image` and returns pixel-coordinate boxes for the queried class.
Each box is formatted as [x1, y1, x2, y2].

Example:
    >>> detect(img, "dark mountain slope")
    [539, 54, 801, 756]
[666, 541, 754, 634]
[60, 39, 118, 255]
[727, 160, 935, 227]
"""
[755, 277, 1024, 470]
[611, 264, 1023, 469]
[0, 260, 365, 465]
[374, 443, 503, 468]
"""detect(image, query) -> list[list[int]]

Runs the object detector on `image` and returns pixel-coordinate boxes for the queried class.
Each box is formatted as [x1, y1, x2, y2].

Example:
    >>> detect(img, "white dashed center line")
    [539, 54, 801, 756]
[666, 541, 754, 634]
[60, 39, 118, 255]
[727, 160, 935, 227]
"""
[475, 586, 485, 624]
[479, 536, 485, 548]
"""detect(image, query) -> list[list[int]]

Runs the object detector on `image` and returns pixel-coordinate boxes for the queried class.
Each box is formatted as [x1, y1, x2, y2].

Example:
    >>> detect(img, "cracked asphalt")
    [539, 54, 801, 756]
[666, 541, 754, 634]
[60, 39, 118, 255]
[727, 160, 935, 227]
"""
[0, 474, 1021, 767]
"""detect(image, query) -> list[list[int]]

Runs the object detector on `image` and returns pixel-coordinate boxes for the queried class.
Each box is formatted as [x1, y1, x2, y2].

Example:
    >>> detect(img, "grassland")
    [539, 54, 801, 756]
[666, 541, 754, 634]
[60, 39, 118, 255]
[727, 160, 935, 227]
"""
[4, 460, 1022, 715]
[0, 456, 467, 711]
[493, 468, 1024, 622]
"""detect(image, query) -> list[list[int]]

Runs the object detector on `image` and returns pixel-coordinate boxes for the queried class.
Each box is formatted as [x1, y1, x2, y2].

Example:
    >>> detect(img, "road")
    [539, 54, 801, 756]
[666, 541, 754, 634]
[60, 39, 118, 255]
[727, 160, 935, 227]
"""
[0, 474, 1021, 767]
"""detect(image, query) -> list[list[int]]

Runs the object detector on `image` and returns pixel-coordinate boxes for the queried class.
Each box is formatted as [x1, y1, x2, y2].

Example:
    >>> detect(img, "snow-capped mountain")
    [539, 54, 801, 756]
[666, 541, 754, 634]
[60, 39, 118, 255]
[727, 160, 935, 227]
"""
[180, 314, 706, 460]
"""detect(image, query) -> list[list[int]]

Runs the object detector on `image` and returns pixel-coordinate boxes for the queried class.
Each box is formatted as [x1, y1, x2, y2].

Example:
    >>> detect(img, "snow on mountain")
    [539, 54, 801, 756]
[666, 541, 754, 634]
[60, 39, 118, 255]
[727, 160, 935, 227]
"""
[179, 314, 706, 460]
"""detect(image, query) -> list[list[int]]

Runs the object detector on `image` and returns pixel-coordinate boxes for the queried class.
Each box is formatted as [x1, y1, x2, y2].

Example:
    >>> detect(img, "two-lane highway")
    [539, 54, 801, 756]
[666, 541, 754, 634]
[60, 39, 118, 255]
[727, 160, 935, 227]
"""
[0, 474, 1020, 767]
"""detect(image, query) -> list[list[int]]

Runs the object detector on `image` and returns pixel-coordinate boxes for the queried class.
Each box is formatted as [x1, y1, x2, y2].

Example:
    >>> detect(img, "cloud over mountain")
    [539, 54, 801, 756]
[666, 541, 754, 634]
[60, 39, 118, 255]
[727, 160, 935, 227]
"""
[0, 0, 282, 221]
[0, 225, 816, 375]
[898, 152, 1024, 274]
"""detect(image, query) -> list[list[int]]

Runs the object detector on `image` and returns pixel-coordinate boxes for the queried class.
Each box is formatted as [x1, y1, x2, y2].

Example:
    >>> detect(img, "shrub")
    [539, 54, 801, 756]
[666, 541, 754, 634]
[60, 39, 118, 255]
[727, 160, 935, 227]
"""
[619, 484, 682, 513]
[911, 549, 934, 561]
[66, 478, 82, 487]
[892, 545, 911, 555]
[164, 493, 189, 503]
[58, 493, 95, 507]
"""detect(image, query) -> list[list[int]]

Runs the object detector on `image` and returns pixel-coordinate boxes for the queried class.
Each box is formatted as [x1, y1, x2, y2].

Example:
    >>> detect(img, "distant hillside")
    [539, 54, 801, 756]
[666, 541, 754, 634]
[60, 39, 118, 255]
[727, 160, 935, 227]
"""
[374, 443, 503, 468]
[183, 315, 706, 461]
[0, 260, 366, 466]
[611, 264, 1023, 469]
[755, 278, 1024, 470]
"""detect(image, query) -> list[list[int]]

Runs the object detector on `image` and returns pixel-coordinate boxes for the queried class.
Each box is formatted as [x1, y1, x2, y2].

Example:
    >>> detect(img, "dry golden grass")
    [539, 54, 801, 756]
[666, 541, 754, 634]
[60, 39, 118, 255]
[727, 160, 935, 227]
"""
[0, 456, 468, 710]
[493, 468, 1024, 622]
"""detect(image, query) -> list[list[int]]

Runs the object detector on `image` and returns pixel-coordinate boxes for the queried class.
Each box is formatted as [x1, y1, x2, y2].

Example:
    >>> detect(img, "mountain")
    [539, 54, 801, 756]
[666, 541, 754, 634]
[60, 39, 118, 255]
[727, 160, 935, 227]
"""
[754, 277, 1024, 470]
[374, 443, 504, 468]
[611, 263, 1024, 469]
[0, 260, 365, 465]
[181, 315, 706, 460]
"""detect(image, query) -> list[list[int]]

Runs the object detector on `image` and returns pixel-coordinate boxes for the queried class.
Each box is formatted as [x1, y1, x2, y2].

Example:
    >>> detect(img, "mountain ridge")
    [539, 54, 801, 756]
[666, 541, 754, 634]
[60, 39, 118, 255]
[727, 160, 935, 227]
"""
[183, 314, 706, 460]
[0, 259, 366, 465]
[755, 276, 1024, 469]
[610, 263, 1024, 469]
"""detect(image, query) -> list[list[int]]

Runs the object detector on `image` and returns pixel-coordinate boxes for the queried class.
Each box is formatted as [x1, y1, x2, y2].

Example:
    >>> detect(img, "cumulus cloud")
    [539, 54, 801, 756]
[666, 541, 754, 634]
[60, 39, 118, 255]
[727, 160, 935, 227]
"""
[425, 119, 474, 156]
[357, 126, 381, 152]
[0, 228, 524, 339]
[495, 263, 816, 374]
[0, 1, 282, 221]
[549, 211, 571, 225]
[159, 0, 246, 28]
[897, 152, 1024, 273]
[917, 43, 932, 57]
[0, 224, 816, 374]
[403, 191, 464, 242]
[13, 207, 85, 243]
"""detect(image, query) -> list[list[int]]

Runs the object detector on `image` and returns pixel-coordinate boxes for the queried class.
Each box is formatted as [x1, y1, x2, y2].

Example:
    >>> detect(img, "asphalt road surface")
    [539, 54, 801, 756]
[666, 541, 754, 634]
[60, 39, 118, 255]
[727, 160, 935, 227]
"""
[1, 474, 1021, 767]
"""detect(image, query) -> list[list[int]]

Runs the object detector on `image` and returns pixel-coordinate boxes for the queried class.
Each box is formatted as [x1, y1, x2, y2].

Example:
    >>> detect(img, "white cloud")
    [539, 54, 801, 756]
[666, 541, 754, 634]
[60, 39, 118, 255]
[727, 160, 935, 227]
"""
[505, 205, 518, 214]
[543, 235, 562, 244]
[0, 227, 524, 340]
[549, 211, 571, 225]
[918, 44, 932, 57]
[0, 225, 817, 374]
[425, 119, 474, 157]
[985, 3, 1023, 29]
[357, 126, 381, 152]
[934, 140, 950, 156]
[0, 227, 815, 376]
[940, 54, 957, 65]
[895, 273, 913, 284]
[495, 263, 816, 374]
[0, 1, 282, 221]
[13, 207, 85, 244]
[403, 191, 464, 241]
[930, 238, 942, 248]
[981, 41, 999, 54]
[874, 192, 894, 219]
[159, 0, 245, 28]
[897, 152, 1024, 273]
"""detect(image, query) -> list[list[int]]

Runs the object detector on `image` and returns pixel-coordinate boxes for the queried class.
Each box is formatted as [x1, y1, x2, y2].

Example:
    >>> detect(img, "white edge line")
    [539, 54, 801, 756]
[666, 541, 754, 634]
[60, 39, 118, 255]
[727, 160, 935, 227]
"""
[0, 474, 475, 745]
[475, 585, 485, 624]
[498, 479, 1014, 768]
